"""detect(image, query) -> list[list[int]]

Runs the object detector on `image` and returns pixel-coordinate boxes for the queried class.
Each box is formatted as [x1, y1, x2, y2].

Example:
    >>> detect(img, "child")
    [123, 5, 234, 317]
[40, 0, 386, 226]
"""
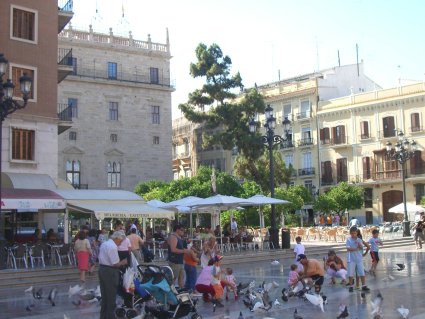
[211, 255, 224, 307]
[325, 250, 347, 285]
[368, 229, 383, 275]
[288, 264, 300, 288]
[184, 241, 200, 290]
[346, 226, 370, 293]
[294, 236, 305, 272]
[224, 267, 238, 301]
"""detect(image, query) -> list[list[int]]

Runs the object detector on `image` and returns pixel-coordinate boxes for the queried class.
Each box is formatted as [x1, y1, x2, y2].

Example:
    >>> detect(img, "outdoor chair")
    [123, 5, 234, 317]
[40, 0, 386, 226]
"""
[156, 241, 168, 259]
[307, 228, 319, 241]
[12, 244, 28, 269]
[30, 245, 46, 268]
[242, 235, 255, 250]
[58, 243, 74, 266]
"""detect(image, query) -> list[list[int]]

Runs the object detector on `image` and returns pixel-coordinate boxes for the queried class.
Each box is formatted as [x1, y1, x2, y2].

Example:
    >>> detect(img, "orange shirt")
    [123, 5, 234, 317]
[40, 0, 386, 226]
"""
[184, 249, 198, 266]
[319, 216, 325, 225]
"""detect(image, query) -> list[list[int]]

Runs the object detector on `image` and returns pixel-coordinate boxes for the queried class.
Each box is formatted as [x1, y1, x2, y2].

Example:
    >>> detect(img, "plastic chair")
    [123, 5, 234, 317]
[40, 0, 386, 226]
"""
[12, 244, 28, 269]
[30, 245, 46, 268]
[58, 243, 74, 265]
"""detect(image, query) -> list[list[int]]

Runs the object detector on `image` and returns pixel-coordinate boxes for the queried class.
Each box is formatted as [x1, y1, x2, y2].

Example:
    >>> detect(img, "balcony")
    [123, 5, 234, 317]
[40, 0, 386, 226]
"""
[58, 0, 74, 33]
[320, 138, 331, 146]
[359, 134, 373, 141]
[329, 136, 349, 147]
[58, 48, 73, 83]
[296, 111, 311, 121]
[280, 140, 295, 150]
[336, 174, 348, 183]
[321, 177, 334, 186]
[411, 167, 425, 175]
[297, 137, 314, 147]
[298, 167, 315, 177]
[73, 183, 88, 189]
[373, 169, 402, 180]
[57, 103, 73, 135]
[410, 126, 424, 133]
[377, 130, 396, 139]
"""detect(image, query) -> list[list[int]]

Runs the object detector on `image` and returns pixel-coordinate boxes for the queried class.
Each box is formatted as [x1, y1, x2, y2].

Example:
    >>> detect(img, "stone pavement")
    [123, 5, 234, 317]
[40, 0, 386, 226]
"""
[2, 244, 425, 319]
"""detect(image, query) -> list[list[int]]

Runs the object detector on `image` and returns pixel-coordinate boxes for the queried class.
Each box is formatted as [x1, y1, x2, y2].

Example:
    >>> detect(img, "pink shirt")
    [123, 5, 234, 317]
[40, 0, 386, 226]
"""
[288, 270, 299, 286]
[117, 237, 131, 252]
[196, 265, 213, 286]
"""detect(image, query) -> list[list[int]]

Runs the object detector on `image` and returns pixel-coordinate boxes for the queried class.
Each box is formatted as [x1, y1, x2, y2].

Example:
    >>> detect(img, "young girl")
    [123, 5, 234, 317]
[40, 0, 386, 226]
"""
[211, 255, 224, 307]
[224, 267, 238, 301]
[288, 264, 300, 288]
[184, 241, 200, 290]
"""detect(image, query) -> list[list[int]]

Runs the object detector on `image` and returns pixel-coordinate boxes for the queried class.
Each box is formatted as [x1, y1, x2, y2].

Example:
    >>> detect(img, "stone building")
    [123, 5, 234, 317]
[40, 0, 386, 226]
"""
[58, 25, 174, 191]
[318, 82, 425, 224]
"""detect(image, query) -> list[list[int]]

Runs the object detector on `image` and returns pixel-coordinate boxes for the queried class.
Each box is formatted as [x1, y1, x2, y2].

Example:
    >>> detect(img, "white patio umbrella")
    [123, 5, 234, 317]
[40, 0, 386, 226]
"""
[245, 194, 291, 228]
[146, 199, 167, 208]
[162, 196, 203, 236]
[388, 203, 425, 214]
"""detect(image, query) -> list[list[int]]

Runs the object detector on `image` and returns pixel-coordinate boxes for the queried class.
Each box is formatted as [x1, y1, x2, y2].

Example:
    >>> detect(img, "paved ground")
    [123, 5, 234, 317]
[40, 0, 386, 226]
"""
[1, 244, 424, 319]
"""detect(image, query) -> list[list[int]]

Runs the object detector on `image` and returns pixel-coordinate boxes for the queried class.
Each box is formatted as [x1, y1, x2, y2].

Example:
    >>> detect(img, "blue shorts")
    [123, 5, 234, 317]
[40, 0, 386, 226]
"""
[347, 260, 365, 277]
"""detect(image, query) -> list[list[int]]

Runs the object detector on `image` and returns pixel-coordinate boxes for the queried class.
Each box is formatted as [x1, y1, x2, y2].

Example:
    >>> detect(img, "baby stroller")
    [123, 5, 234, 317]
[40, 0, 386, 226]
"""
[137, 264, 202, 319]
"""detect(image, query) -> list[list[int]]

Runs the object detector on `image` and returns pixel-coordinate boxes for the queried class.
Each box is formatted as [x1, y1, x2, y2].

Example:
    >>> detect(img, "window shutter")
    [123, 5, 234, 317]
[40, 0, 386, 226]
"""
[340, 125, 346, 142]
[363, 157, 371, 179]
[411, 113, 420, 130]
[320, 128, 324, 142]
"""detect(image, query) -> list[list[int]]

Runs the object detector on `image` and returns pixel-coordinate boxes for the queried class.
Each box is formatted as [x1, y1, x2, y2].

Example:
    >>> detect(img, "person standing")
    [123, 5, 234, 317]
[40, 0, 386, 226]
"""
[413, 220, 424, 249]
[230, 218, 238, 238]
[128, 228, 144, 264]
[98, 231, 128, 319]
[117, 230, 131, 269]
[346, 226, 370, 293]
[368, 229, 383, 275]
[74, 231, 92, 284]
[184, 241, 200, 290]
[349, 216, 360, 227]
[293, 236, 305, 272]
[168, 224, 190, 288]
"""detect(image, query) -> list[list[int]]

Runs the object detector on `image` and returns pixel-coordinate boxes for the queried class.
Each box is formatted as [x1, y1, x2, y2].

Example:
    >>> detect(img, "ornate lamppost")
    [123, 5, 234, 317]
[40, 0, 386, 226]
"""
[386, 131, 417, 237]
[0, 53, 32, 243]
[249, 104, 291, 248]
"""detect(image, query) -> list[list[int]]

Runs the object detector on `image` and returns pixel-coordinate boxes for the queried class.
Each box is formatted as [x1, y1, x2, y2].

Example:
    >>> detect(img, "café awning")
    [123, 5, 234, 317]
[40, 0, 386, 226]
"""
[53, 189, 174, 220]
[1, 189, 66, 210]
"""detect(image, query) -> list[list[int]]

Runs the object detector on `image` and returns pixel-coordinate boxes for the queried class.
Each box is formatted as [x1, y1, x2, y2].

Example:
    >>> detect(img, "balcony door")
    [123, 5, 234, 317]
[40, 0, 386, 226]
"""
[382, 190, 403, 222]
[336, 158, 348, 182]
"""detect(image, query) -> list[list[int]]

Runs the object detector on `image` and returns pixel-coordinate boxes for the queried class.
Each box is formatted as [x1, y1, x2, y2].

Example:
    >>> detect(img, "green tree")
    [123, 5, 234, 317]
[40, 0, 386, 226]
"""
[314, 182, 364, 215]
[421, 196, 425, 207]
[179, 43, 267, 166]
[134, 180, 168, 197]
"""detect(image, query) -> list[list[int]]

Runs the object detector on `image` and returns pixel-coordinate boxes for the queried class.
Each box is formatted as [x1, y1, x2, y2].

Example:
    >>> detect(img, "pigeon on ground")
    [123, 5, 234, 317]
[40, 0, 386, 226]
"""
[24, 286, 33, 293]
[371, 291, 384, 315]
[271, 260, 280, 265]
[78, 290, 96, 301]
[72, 299, 82, 306]
[397, 305, 409, 318]
[281, 288, 289, 302]
[69, 284, 83, 297]
[396, 263, 406, 271]
[304, 293, 324, 312]
[237, 311, 245, 319]
[237, 282, 250, 294]
[261, 291, 272, 311]
[337, 304, 349, 319]
[48, 288, 58, 306]
[293, 308, 303, 319]
[382, 274, 396, 282]
[361, 292, 366, 299]
[33, 288, 43, 300]
[250, 301, 263, 312]
[273, 298, 281, 306]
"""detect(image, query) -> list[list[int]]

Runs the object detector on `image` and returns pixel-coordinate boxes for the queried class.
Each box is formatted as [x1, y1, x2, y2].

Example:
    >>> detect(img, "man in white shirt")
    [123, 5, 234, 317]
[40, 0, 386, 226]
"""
[98, 231, 128, 319]
[293, 236, 305, 272]
[230, 218, 238, 237]
[349, 217, 360, 227]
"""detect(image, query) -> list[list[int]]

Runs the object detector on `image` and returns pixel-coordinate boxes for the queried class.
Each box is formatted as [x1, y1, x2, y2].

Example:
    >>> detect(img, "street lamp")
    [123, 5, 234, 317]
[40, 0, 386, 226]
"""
[249, 104, 291, 248]
[0, 53, 32, 241]
[386, 130, 417, 237]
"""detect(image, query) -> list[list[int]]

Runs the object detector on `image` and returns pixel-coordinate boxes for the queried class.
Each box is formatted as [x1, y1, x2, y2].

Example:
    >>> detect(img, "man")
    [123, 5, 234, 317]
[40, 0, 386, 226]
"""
[297, 254, 325, 293]
[127, 228, 144, 264]
[98, 231, 128, 319]
[230, 218, 238, 237]
[349, 216, 360, 227]
[168, 224, 190, 288]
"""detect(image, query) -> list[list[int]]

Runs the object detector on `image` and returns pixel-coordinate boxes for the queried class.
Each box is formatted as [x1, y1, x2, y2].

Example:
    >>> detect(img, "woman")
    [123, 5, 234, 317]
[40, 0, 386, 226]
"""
[200, 236, 219, 268]
[87, 229, 98, 275]
[413, 220, 424, 249]
[74, 231, 92, 284]
[325, 250, 347, 284]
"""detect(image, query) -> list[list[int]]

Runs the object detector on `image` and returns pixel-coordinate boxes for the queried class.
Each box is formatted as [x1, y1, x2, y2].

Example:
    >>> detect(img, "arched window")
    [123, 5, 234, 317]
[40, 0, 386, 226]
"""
[107, 161, 121, 188]
[66, 160, 81, 188]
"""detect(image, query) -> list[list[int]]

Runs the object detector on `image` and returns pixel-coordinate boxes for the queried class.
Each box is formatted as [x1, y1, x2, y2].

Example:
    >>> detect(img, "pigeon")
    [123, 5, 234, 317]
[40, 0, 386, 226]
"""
[78, 290, 96, 301]
[24, 286, 33, 293]
[382, 274, 396, 282]
[371, 291, 383, 315]
[69, 284, 83, 297]
[242, 298, 252, 308]
[397, 305, 409, 318]
[281, 288, 289, 302]
[48, 288, 58, 306]
[261, 291, 272, 311]
[293, 308, 303, 319]
[237, 311, 245, 319]
[33, 288, 43, 300]
[304, 293, 324, 312]
[337, 304, 349, 319]
[396, 263, 406, 271]
[237, 282, 250, 294]
[250, 301, 263, 311]
[361, 292, 366, 299]
[273, 298, 281, 306]
[271, 260, 280, 265]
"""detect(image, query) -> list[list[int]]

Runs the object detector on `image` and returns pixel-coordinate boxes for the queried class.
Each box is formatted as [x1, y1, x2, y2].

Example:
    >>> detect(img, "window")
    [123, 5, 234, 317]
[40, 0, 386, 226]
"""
[153, 136, 160, 144]
[11, 5, 37, 43]
[415, 184, 425, 204]
[363, 156, 372, 179]
[108, 62, 117, 79]
[300, 100, 310, 118]
[69, 131, 77, 141]
[382, 116, 395, 137]
[284, 154, 294, 167]
[321, 161, 333, 185]
[66, 160, 80, 187]
[283, 103, 291, 120]
[301, 127, 312, 145]
[302, 152, 312, 169]
[68, 98, 78, 118]
[11, 66, 35, 99]
[12, 128, 35, 160]
[410, 150, 424, 174]
[336, 158, 348, 182]
[319, 127, 330, 145]
[109, 102, 119, 121]
[411, 113, 421, 132]
[360, 121, 369, 139]
[365, 211, 373, 225]
[110, 134, 118, 143]
[107, 162, 121, 188]
[184, 138, 189, 155]
[364, 188, 373, 208]
[152, 106, 160, 124]
[332, 125, 346, 144]
[70, 57, 78, 75]
[304, 180, 313, 194]
[150, 67, 159, 84]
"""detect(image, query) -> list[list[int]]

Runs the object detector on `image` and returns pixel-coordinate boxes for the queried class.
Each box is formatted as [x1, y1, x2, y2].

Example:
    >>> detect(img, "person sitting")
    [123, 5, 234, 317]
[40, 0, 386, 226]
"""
[153, 227, 165, 241]
[214, 225, 221, 237]
[46, 228, 57, 242]
[297, 254, 325, 293]
[325, 250, 347, 285]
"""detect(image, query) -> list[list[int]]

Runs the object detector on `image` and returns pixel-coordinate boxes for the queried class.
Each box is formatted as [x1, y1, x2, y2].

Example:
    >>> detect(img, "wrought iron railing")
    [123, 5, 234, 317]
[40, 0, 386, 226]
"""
[58, 0, 73, 12]
[297, 138, 314, 147]
[58, 48, 73, 65]
[57, 103, 72, 121]
[298, 167, 315, 176]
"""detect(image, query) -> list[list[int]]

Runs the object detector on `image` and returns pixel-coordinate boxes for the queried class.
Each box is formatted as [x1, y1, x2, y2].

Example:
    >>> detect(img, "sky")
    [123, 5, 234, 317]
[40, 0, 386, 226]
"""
[70, 0, 425, 118]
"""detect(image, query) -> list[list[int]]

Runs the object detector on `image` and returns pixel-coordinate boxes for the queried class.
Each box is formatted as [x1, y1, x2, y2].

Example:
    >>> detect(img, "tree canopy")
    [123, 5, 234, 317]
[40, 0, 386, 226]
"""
[313, 182, 364, 215]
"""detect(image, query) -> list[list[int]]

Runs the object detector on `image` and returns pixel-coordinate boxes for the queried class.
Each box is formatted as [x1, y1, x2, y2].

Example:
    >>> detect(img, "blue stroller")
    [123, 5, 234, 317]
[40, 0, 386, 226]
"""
[137, 264, 202, 319]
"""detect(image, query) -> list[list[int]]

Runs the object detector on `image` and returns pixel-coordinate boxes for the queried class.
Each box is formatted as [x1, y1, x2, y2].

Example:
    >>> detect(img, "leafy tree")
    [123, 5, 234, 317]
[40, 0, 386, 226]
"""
[179, 43, 267, 166]
[134, 180, 168, 197]
[421, 196, 425, 207]
[234, 149, 294, 193]
[313, 182, 364, 215]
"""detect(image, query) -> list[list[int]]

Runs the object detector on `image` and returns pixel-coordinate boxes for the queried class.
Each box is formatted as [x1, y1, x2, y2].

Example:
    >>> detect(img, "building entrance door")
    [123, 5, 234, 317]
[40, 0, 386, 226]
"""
[382, 190, 403, 222]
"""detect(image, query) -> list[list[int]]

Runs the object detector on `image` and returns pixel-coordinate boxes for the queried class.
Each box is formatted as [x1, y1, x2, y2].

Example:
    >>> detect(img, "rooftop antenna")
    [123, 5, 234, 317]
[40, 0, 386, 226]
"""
[116, 0, 130, 36]
[91, 0, 104, 32]
[356, 43, 360, 76]
[337, 50, 341, 67]
[278, 69, 281, 82]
